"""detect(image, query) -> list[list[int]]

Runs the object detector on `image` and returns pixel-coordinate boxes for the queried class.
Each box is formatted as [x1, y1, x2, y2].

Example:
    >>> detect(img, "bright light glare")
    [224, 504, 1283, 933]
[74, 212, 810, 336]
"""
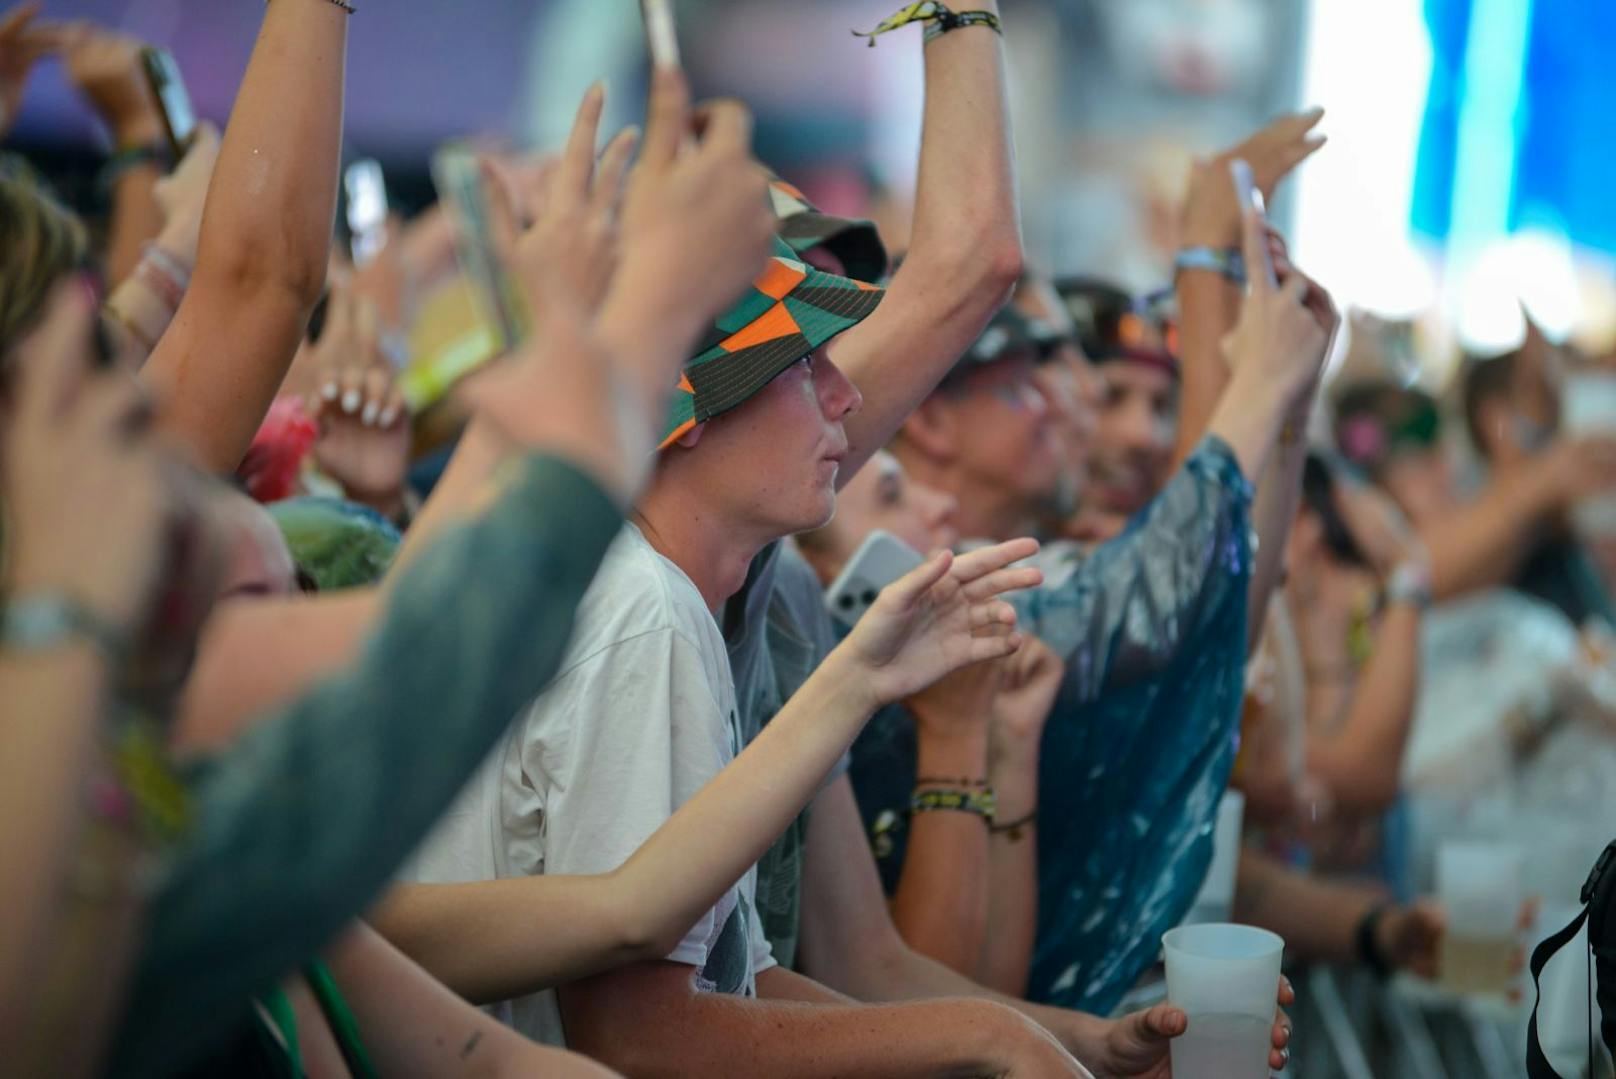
[1293, 1, 1433, 319]
[1454, 229, 1581, 352]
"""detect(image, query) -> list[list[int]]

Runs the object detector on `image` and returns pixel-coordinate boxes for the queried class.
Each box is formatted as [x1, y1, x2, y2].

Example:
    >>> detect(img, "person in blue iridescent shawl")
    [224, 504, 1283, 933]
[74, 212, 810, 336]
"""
[873, 201, 1336, 1015]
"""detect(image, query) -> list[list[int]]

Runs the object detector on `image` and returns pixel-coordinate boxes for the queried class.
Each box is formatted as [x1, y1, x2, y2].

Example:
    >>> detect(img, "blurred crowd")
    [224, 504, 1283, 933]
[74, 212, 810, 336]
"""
[4, 1, 1616, 1076]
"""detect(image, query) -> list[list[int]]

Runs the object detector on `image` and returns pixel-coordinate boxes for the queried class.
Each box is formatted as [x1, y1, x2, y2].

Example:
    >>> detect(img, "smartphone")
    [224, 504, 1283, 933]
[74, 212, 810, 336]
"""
[1228, 158, 1278, 289]
[430, 145, 531, 355]
[344, 159, 389, 268]
[824, 531, 925, 629]
[140, 47, 197, 160]
[641, 0, 681, 69]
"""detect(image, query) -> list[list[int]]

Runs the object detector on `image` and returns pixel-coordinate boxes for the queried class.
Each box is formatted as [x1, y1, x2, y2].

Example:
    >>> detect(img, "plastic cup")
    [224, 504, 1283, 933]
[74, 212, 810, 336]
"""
[1563, 372, 1616, 536]
[1163, 923, 1283, 1079]
[1437, 841, 1523, 995]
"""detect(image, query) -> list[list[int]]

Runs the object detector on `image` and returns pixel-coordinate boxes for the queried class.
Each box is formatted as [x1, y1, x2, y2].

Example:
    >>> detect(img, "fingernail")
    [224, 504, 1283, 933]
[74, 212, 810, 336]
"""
[361, 401, 379, 426]
[342, 389, 360, 413]
[379, 407, 398, 427]
[322, 381, 339, 401]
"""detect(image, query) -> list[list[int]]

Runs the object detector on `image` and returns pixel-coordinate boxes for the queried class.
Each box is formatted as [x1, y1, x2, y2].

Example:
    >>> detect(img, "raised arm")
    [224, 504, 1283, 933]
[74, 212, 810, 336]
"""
[831, 2, 1022, 480]
[1172, 113, 1329, 649]
[144, 0, 349, 473]
[1300, 479, 1425, 814]
[377, 541, 1042, 1004]
[1422, 436, 1616, 601]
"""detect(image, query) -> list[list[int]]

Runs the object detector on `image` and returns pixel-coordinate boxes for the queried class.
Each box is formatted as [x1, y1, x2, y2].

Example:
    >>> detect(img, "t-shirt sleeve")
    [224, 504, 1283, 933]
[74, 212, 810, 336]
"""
[516, 624, 736, 969]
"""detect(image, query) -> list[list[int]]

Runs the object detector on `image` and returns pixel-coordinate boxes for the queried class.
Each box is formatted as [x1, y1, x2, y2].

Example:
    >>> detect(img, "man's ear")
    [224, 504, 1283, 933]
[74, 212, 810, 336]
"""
[675, 422, 706, 449]
[899, 396, 957, 463]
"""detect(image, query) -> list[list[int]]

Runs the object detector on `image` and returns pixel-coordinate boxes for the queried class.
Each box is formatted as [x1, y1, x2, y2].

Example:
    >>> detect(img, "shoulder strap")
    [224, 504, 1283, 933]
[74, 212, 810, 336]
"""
[1526, 905, 1592, 1078]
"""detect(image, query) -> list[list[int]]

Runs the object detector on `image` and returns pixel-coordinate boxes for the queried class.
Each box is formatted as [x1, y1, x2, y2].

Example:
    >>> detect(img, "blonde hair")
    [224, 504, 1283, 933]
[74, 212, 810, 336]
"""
[0, 171, 89, 358]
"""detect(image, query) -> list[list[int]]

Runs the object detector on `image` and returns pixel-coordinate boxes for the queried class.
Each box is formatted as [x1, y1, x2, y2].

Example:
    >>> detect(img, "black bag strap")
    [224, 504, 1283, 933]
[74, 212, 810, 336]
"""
[1526, 839, 1616, 1078]
[1526, 903, 1590, 1079]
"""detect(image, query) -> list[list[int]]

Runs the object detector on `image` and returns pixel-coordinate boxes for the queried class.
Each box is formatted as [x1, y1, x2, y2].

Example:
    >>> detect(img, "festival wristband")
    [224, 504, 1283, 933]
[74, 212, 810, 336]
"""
[1174, 246, 1247, 287]
[1384, 561, 1432, 611]
[855, 1, 1002, 47]
[911, 786, 997, 820]
[1, 592, 128, 661]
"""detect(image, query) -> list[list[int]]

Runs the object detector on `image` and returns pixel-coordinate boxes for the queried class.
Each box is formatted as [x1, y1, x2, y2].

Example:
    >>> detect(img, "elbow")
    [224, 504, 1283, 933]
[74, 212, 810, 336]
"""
[602, 876, 684, 964]
[202, 241, 329, 314]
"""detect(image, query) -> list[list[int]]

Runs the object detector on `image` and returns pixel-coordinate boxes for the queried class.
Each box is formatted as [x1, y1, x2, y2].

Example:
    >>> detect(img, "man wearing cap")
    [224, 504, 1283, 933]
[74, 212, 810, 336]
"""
[1053, 278, 1180, 542]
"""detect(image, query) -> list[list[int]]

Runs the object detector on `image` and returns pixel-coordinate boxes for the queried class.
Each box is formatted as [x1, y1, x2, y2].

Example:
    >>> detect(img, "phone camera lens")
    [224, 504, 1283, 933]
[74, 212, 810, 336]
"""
[838, 595, 855, 610]
[861, 589, 878, 605]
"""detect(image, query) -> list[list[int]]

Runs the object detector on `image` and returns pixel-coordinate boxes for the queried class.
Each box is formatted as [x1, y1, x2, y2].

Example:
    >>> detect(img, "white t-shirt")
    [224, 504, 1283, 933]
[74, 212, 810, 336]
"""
[403, 523, 776, 1044]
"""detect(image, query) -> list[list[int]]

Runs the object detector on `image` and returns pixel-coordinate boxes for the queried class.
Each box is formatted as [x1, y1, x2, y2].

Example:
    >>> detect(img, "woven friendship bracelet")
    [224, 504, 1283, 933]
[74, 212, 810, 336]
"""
[911, 786, 997, 820]
[854, 1, 1001, 47]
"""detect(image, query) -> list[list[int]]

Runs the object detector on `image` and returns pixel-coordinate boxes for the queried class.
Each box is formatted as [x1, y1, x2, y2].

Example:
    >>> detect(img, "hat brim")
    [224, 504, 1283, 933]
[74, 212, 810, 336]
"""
[778, 215, 889, 284]
[661, 261, 883, 448]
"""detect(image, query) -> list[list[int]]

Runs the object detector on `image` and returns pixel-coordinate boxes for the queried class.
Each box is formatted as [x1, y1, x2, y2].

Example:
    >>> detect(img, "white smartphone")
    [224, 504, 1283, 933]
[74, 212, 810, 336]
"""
[344, 159, 389, 268]
[641, 0, 681, 69]
[1229, 158, 1278, 289]
[824, 531, 925, 629]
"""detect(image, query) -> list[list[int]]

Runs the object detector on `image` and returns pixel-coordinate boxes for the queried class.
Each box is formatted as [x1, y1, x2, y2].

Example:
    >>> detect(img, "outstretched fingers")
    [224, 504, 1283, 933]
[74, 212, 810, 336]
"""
[961, 565, 1044, 604]
[948, 537, 1040, 587]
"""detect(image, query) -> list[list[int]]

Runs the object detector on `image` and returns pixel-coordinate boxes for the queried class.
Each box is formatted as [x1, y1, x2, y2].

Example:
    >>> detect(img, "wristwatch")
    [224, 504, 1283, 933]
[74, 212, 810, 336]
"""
[2, 593, 127, 660]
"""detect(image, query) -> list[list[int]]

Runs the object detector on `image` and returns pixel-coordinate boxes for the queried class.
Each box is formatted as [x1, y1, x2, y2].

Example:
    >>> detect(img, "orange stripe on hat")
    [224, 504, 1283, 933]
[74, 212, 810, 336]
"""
[721, 301, 802, 352]
[754, 257, 807, 301]
[660, 417, 699, 450]
[676, 372, 695, 394]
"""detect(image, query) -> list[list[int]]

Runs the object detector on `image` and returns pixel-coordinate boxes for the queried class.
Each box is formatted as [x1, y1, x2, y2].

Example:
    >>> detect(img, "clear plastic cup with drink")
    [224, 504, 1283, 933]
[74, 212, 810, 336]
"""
[1437, 841, 1523, 995]
[1162, 923, 1284, 1079]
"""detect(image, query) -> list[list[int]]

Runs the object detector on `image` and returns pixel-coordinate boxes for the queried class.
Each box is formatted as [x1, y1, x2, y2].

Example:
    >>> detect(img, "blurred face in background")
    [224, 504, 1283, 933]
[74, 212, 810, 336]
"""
[939, 351, 1068, 521]
[1088, 358, 1179, 518]
[799, 449, 959, 580]
[1014, 278, 1100, 510]
[1377, 444, 1458, 529]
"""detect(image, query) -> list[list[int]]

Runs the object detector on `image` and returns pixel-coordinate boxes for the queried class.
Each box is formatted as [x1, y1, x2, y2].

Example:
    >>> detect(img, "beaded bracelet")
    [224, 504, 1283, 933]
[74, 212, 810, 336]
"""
[911, 786, 997, 820]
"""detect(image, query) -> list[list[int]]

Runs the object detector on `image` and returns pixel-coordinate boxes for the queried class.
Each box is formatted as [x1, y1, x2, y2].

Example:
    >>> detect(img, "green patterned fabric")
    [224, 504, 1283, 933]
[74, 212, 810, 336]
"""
[661, 238, 883, 447]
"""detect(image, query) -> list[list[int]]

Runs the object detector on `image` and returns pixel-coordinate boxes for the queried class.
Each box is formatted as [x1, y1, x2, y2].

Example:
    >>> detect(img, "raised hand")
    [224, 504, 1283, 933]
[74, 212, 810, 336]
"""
[3, 277, 167, 635]
[903, 651, 1004, 743]
[1222, 200, 1336, 405]
[993, 635, 1064, 746]
[152, 122, 221, 262]
[0, 3, 61, 135]
[1181, 109, 1326, 248]
[599, 69, 776, 366]
[57, 20, 161, 147]
[843, 538, 1044, 707]
[304, 288, 411, 517]
[487, 84, 640, 323]
[1333, 473, 1425, 577]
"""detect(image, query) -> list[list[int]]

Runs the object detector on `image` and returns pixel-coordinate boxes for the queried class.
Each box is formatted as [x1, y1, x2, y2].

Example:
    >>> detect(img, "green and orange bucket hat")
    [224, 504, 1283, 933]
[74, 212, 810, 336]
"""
[661, 236, 884, 448]
[767, 176, 889, 284]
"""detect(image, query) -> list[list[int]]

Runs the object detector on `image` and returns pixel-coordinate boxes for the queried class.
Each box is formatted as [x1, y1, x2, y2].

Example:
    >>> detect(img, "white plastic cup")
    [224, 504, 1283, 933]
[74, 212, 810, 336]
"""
[1563, 372, 1616, 536]
[1163, 923, 1284, 1079]
[1437, 841, 1523, 994]
[1184, 791, 1247, 925]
